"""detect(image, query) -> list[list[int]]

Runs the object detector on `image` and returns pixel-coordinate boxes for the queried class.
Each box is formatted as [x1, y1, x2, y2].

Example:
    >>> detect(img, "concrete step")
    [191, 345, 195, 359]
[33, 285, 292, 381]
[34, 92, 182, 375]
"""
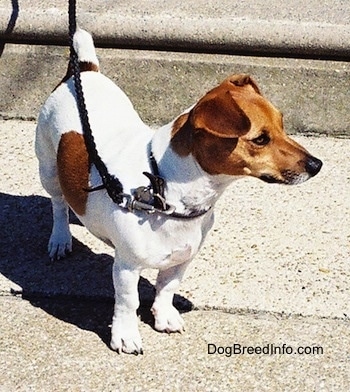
[0, 0, 349, 136]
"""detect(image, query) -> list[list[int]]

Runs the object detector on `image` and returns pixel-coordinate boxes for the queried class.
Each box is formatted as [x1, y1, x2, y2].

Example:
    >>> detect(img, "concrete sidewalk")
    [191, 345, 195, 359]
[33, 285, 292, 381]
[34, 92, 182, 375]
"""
[2, 297, 348, 391]
[0, 119, 349, 390]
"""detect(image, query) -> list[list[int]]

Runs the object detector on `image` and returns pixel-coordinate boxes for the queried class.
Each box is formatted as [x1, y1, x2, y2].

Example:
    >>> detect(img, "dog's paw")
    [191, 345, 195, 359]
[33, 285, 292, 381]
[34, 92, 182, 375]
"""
[48, 232, 72, 261]
[152, 304, 185, 333]
[110, 316, 143, 355]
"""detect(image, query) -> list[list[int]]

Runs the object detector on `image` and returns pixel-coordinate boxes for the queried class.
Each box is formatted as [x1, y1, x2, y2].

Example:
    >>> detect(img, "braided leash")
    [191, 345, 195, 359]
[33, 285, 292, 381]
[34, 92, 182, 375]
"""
[67, 0, 210, 219]
[68, 0, 124, 204]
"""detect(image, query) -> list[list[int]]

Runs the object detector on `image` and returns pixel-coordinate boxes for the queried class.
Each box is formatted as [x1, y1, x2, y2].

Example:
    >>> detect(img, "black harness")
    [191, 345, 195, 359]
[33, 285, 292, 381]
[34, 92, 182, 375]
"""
[68, 0, 210, 220]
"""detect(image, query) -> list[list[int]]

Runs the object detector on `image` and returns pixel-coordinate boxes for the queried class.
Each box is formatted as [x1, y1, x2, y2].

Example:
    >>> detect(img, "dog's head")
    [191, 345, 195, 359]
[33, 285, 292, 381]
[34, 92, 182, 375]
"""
[171, 74, 322, 184]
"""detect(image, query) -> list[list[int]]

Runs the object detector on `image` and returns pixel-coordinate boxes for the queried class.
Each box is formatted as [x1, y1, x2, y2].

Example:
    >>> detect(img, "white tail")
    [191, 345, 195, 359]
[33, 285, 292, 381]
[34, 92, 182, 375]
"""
[73, 28, 99, 67]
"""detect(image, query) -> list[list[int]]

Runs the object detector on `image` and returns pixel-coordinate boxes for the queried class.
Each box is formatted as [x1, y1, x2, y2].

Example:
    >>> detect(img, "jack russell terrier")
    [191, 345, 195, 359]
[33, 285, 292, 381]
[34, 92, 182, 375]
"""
[35, 29, 322, 354]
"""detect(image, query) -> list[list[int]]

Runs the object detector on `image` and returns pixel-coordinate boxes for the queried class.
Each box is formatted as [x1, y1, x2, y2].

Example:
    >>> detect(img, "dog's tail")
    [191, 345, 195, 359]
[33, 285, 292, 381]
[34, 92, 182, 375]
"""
[72, 28, 100, 71]
[54, 29, 99, 90]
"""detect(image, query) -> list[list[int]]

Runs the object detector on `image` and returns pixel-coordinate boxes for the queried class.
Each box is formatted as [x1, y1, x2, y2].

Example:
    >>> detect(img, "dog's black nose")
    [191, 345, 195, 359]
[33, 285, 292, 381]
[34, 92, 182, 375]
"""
[305, 156, 323, 177]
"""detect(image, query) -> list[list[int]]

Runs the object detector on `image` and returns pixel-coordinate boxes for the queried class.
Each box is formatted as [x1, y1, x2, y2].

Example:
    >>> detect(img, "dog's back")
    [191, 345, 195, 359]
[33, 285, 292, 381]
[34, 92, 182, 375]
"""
[37, 30, 148, 153]
[36, 29, 153, 197]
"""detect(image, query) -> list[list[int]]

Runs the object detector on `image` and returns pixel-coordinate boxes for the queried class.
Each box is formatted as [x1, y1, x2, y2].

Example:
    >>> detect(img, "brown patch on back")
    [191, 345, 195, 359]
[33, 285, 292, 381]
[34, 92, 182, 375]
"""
[57, 131, 89, 215]
[53, 61, 100, 91]
[78, 61, 100, 73]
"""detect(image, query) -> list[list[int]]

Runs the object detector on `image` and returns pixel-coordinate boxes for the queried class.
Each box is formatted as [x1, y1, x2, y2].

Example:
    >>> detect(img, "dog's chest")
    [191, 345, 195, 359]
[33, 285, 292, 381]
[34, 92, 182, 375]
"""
[132, 212, 214, 269]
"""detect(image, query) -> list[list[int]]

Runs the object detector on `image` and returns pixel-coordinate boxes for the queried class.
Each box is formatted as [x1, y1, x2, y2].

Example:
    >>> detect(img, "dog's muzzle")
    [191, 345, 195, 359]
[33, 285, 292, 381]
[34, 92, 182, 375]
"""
[260, 155, 323, 185]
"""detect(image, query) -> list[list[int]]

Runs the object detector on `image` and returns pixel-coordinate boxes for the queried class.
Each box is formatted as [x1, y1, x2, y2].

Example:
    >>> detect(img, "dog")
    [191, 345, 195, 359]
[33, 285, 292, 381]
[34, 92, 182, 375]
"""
[35, 29, 322, 354]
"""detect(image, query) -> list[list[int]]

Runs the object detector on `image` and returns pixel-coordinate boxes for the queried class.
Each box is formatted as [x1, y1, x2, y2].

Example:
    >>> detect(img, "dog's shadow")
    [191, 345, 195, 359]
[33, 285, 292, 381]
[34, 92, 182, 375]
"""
[0, 192, 193, 347]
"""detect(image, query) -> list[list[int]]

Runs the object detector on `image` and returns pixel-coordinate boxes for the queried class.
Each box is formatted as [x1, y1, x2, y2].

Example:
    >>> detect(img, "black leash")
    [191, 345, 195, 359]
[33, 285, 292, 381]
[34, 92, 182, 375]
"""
[68, 0, 124, 204]
[67, 0, 210, 219]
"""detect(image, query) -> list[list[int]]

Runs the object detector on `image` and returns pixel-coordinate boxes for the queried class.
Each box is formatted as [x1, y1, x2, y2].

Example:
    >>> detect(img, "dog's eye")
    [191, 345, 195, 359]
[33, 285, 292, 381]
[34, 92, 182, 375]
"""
[252, 133, 270, 146]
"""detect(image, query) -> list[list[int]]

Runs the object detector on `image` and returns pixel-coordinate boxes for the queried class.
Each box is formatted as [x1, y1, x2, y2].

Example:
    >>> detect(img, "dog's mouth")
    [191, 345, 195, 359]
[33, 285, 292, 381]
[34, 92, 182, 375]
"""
[259, 174, 286, 184]
[260, 171, 312, 185]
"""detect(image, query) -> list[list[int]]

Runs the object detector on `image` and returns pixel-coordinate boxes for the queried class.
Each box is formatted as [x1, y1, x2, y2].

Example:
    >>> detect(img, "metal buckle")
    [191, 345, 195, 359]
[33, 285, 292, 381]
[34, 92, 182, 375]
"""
[153, 193, 167, 211]
[155, 203, 176, 215]
[131, 200, 156, 213]
[121, 193, 156, 214]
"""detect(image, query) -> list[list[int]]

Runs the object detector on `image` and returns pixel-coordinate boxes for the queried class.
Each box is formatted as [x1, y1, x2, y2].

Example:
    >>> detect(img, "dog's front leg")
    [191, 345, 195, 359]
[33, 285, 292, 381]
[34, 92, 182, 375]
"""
[152, 261, 190, 333]
[110, 257, 143, 354]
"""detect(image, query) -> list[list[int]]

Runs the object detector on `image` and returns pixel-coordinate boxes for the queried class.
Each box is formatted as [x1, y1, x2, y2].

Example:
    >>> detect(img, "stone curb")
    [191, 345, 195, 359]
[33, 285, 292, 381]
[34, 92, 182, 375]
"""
[0, 0, 349, 60]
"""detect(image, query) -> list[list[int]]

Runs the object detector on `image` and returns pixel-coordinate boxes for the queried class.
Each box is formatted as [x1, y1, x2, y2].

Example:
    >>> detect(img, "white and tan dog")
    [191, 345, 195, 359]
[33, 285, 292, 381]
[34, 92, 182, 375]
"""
[35, 29, 322, 354]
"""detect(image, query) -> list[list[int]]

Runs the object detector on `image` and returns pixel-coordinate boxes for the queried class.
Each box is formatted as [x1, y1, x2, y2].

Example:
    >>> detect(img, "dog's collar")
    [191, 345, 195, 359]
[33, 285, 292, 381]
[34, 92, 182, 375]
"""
[122, 147, 211, 219]
[86, 147, 211, 220]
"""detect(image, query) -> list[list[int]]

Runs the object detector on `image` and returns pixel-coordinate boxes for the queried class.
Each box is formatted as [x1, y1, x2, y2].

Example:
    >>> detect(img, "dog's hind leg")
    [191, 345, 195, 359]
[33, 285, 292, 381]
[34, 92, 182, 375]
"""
[35, 127, 72, 260]
[47, 192, 72, 261]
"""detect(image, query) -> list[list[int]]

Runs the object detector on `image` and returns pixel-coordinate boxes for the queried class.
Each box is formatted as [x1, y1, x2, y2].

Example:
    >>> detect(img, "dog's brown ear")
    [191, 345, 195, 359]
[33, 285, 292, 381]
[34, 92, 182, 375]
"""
[228, 74, 261, 95]
[190, 91, 251, 138]
[171, 113, 193, 156]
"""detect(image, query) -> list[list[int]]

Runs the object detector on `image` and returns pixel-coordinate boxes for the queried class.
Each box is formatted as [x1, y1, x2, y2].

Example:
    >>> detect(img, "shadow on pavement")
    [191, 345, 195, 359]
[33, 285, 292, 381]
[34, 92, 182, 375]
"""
[0, 192, 193, 348]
